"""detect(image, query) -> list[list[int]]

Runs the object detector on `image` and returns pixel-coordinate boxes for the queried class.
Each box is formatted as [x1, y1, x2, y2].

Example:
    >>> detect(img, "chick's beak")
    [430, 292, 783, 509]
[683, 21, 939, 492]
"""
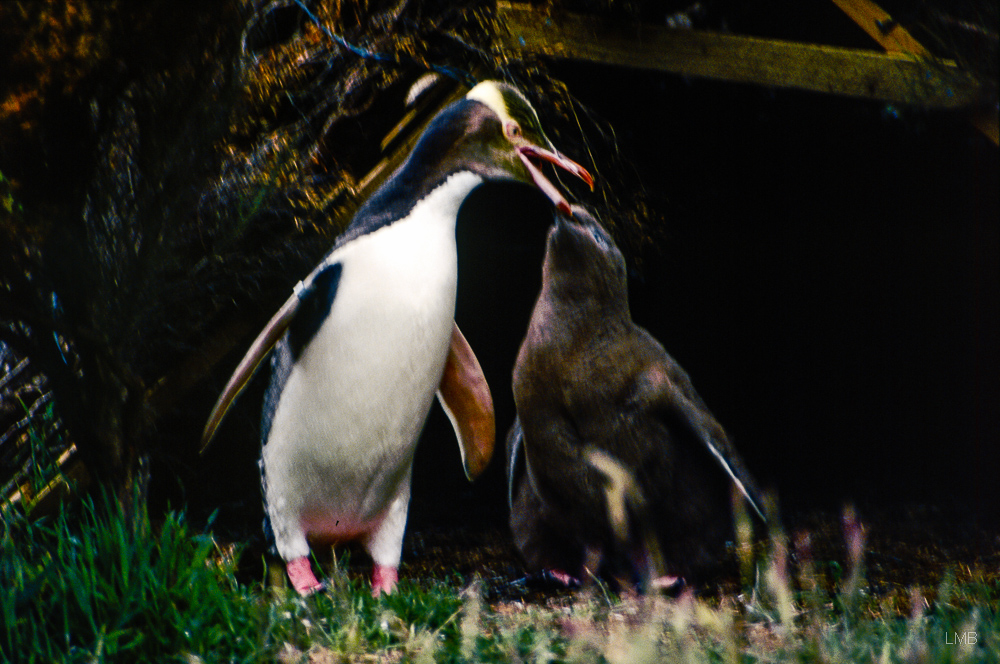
[517, 145, 594, 215]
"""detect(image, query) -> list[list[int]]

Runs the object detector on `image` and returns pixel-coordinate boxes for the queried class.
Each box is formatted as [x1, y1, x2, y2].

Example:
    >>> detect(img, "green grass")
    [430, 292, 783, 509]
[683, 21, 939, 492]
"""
[1, 493, 997, 663]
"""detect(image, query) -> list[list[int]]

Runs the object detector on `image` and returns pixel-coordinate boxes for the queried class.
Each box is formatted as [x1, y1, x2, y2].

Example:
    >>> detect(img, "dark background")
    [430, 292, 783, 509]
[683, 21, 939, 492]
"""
[187, 3, 999, 540]
[404, 64, 1000, 533]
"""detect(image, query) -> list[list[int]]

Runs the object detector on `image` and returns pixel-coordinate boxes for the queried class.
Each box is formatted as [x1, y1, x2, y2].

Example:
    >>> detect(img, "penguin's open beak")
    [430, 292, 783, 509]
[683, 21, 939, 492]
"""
[518, 145, 594, 215]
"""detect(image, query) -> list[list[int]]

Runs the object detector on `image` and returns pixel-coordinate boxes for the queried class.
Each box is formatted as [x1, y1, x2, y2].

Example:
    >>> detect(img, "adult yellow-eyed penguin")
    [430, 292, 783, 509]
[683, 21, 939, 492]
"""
[508, 206, 765, 590]
[201, 81, 593, 596]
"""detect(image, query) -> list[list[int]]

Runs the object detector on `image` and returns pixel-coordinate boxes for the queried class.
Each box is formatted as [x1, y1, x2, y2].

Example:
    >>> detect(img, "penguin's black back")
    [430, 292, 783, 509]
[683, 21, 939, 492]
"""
[331, 99, 503, 250]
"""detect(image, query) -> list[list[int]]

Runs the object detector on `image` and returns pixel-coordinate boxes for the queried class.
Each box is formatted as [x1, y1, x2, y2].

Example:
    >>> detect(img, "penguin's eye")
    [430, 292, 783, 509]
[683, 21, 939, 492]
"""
[504, 120, 522, 140]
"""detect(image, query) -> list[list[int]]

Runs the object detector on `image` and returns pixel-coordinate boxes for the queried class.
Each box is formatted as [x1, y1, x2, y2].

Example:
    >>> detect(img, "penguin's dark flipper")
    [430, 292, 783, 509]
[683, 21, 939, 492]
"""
[637, 364, 766, 522]
[200, 262, 343, 453]
[437, 322, 495, 480]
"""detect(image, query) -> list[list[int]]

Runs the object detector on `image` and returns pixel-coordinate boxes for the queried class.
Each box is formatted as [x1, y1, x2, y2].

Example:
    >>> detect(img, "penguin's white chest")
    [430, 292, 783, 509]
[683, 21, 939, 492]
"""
[263, 172, 482, 539]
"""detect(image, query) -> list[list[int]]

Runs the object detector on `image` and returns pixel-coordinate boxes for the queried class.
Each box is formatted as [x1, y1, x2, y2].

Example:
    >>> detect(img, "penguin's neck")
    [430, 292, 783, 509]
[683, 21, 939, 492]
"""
[329, 169, 485, 280]
[350, 164, 483, 241]
[543, 264, 628, 316]
[535, 277, 630, 345]
[407, 170, 484, 226]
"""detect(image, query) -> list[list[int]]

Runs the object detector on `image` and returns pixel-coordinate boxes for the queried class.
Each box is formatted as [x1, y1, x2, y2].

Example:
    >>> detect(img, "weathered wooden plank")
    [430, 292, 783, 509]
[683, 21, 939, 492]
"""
[495, 2, 978, 109]
[4, 445, 91, 520]
[830, 0, 997, 144]
[830, 0, 929, 55]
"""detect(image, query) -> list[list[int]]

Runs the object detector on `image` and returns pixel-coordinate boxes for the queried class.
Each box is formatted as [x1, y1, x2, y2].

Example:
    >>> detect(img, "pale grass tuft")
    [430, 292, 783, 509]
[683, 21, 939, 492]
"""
[460, 580, 484, 660]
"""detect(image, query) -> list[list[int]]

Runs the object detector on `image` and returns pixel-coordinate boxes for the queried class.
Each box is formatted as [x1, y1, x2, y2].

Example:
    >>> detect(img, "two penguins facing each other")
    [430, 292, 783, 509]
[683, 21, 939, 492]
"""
[202, 80, 765, 596]
[507, 205, 767, 592]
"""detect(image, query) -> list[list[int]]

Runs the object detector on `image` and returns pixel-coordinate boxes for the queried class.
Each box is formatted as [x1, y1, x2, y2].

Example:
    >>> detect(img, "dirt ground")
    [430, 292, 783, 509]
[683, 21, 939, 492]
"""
[288, 501, 1000, 616]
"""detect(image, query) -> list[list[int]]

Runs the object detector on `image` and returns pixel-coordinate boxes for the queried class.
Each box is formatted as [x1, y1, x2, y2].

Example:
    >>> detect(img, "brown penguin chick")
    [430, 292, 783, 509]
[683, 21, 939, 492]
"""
[508, 206, 765, 589]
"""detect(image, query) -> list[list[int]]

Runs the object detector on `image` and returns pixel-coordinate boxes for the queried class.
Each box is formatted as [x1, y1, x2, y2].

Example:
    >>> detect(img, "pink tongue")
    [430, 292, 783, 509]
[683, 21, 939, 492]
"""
[519, 152, 572, 214]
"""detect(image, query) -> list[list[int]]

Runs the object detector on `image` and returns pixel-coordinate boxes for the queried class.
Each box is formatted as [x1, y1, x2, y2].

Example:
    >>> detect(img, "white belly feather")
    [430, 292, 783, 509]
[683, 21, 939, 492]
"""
[262, 172, 483, 555]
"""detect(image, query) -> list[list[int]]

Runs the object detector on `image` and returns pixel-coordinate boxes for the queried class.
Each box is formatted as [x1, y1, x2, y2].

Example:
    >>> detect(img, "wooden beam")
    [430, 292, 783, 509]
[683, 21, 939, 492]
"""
[831, 0, 997, 144]
[4, 445, 91, 520]
[830, 0, 929, 55]
[494, 2, 979, 109]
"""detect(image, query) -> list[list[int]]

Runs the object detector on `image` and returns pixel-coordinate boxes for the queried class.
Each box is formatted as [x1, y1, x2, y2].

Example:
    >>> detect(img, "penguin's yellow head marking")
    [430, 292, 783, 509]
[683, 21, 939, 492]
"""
[466, 81, 513, 123]
[466, 80, 552, 151]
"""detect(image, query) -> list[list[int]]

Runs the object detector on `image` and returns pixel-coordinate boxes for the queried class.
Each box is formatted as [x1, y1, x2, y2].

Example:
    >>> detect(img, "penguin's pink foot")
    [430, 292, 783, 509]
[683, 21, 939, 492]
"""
[651, 575, 683, 591]
[371, 564, 398, 596]
[287, 556, 324, 596]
